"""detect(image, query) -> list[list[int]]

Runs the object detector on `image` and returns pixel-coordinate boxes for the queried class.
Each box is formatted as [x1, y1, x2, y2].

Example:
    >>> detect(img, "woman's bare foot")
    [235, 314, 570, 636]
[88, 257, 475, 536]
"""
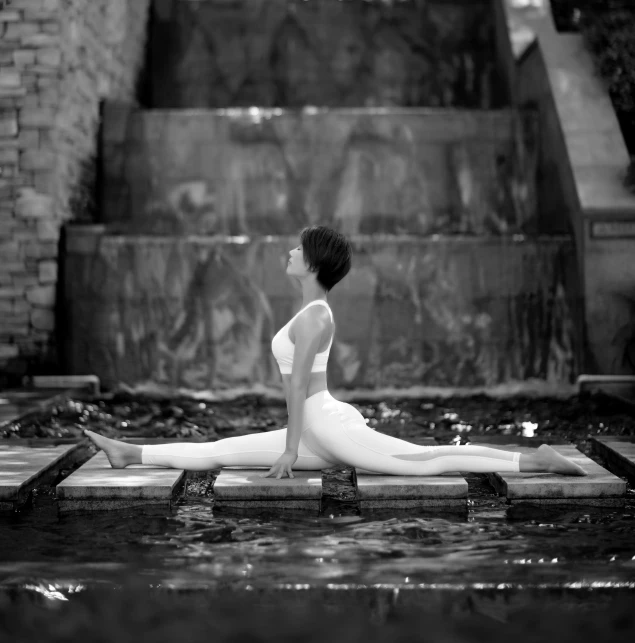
[536, 444, 587, 476]
[83, 430, 142, 469]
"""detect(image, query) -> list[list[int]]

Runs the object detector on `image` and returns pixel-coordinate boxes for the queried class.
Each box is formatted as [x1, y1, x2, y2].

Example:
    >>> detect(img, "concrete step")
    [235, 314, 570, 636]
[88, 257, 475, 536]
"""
[478, 444, 627, 507]
[590, 437, 635, 485]
[0, 443, 88, 511]
[213, 468, 322, 511]
[354, 437, 468, 510]
[56, 452, 186, 512]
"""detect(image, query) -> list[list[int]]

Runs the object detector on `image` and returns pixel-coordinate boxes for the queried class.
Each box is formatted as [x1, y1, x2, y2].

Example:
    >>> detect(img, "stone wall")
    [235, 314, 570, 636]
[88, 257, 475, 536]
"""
[0, 0, 151, 387]
[101, 106, 538, 237]
[149, 0, 503, 109]
[63, 230, 581, 391]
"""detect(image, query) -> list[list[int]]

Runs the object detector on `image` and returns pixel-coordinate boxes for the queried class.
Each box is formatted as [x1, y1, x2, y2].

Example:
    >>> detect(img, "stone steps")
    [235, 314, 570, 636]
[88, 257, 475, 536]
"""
[480, 444, 627, 507]
[0, 439, 629, 512]
[0, 442, 89, 511]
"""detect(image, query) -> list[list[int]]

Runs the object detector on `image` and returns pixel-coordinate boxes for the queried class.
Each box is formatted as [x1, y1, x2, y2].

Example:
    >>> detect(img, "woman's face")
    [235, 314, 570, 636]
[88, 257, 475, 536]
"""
[286, 243, 310, 278]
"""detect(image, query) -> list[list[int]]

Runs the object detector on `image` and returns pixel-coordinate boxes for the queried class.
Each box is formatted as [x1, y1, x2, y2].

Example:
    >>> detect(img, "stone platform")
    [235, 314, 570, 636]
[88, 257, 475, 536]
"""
[591, 437, 635, 485]
[213, 468, 322, 511]
[354, 437, 467, 510]
[56, 452, 187, 512]
[479, 444, 627, 507]
[0, 442, 89, 511]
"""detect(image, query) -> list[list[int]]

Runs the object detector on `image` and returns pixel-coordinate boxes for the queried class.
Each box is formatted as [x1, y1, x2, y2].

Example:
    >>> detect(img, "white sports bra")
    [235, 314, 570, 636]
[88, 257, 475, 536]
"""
[271, 300, 334, 374]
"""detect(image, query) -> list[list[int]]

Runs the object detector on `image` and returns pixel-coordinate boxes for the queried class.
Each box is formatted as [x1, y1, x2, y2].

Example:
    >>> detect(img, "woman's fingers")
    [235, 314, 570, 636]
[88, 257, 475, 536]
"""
[262, 465, 294, 479]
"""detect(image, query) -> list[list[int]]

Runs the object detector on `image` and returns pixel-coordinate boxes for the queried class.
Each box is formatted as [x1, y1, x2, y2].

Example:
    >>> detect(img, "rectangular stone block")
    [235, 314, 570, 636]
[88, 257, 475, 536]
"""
[2, 22, 38, 41]
[19, 107, 55, 128]
[0, 86, 26, 99]
[591, 437, 635, 485]
[0, 148, 18, 164]
[0, 343, 19, 359]
[38, 259, 57, 283]
[480, 444, 626, 505]
[0, 111, 17, 137]
[35, 48, 61, 67]
[56, 452, 186, 511]
[20, 149, 55, 171]
[0, 69, 21, 88]
[20, 33, 59, 47]
[36, 219, 60, 241]
[13, 49, 36, 67]
[25, 284, 54, 306]
[17, 128, 38, 149]
[214, 467, 322, 510]
[0, 443, 86, 509]
[0, 11, 21, 22]
[356, 471, 468, 511]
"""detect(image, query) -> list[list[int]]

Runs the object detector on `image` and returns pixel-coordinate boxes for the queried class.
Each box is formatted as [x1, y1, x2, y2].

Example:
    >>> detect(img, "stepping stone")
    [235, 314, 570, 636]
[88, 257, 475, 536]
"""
[0, 443, 88, 511]
[355, 473, 468, 510]
[590, 437, 635, 484]
[213, 468, 322, 511]
[478, 444, 627, 507]
[56, 452, 186, 512]
[354, 439, 467, 510]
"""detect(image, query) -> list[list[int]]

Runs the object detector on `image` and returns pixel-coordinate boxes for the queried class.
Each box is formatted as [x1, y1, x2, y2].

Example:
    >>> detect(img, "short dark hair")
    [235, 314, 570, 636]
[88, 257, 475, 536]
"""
[300, 225, 352, 292]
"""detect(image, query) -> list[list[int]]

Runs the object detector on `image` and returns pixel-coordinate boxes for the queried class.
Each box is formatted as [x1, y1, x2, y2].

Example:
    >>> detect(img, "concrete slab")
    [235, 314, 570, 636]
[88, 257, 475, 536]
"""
[213, 468, 322, 511]
[56, 452, 186, 511]
[354, 437, 467, 510]
[356, 473, 468, 510]
[0, 443, 88, 510]
[477, 444, 626, 506]
[591, 437, 635, 485]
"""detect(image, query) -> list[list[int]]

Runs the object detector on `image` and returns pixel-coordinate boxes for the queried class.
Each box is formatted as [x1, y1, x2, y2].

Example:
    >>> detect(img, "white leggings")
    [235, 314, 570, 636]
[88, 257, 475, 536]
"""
[142, 390, 520, 475]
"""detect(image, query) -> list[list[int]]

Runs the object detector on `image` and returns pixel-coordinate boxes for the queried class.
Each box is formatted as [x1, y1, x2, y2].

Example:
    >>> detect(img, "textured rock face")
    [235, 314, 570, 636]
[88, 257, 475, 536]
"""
[101, 107, 539, 236]
[63, 231, 581, 391]
[149, 0, 502, 109]
[0, 0, 151, 385]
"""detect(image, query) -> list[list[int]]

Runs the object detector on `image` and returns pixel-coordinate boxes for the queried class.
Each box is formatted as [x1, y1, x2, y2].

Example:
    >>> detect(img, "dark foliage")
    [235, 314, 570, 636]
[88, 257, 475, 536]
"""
[576, 1, 635, 167]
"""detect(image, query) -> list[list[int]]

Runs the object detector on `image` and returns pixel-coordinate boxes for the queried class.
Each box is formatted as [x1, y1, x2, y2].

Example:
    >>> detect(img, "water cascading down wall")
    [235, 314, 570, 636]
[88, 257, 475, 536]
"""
[63, 0, 582, 392]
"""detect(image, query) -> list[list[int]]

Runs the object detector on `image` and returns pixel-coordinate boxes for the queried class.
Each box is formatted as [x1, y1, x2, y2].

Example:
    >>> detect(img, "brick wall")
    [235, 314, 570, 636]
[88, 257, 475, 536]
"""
[0, 0, 150, 386]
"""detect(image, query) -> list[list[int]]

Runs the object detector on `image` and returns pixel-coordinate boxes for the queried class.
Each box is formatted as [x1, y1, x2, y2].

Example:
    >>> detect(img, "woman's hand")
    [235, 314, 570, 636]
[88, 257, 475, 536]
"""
[263, 451, 298, 479]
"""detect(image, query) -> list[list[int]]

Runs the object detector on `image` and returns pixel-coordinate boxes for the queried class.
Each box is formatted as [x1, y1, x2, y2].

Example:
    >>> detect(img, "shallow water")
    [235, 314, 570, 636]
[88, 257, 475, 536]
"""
[1, 392, 634, 593]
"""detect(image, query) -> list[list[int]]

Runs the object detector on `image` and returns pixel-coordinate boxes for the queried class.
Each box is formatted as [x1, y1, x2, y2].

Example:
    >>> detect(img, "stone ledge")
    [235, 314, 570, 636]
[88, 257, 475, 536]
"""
[504, 497, 625, 508]
[591, 437, 635, 485]
[358, 498, 467, 510]
[214, 499, 320, 511]
[480, 444, 626, 500]
[56, 452, 186, 501]
[0, 442, 90, 510]
[57, 498, 181, 513]
[213, 468, 322, 501]
[356, 473, 468, 500]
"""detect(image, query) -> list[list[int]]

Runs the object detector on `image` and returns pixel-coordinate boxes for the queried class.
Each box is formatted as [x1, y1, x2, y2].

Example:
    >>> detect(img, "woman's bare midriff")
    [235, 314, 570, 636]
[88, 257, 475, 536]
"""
[281, 311, 332, 408]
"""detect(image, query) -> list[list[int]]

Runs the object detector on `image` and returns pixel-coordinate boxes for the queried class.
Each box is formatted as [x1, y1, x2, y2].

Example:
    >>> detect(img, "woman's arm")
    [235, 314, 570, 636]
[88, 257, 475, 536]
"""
[264, 309, 328, 479]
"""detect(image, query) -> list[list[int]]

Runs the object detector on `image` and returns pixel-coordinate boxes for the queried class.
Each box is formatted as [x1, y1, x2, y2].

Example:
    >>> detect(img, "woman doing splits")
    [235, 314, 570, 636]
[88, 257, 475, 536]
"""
[85, 225, 586, 479]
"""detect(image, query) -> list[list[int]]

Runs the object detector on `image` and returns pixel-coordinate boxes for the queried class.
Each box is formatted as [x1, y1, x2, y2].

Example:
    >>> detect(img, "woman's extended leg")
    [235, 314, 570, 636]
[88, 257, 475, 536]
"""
[301, 393, 587, 476]
[84, 429, 336, 471]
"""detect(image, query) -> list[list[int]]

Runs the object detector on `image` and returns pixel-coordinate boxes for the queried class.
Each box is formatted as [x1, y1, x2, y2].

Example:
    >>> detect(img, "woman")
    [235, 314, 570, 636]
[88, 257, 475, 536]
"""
[85, 225, 586, 479]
